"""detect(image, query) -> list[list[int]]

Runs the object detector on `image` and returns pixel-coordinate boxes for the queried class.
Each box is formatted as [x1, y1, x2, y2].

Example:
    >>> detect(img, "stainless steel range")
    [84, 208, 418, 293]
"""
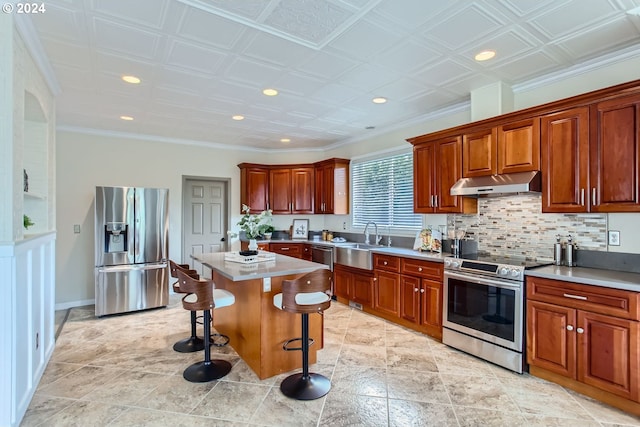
[442, 254, 548, 373]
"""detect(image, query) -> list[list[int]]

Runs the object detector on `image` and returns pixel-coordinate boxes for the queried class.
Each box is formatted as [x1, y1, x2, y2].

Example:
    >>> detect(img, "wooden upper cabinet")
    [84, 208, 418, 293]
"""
[314, 158, 349, 214]
[269, 167, 314, 214]
[239, 164, 313, 214]
[463, 128, 497, 177]
[413, 137, 476, 214]
[238, 164, 269, 213]
[541, 107, 590, 213]
[498, 118, 540, 174]
[590, 94, 640, 212]
[463, 118, 540, 177]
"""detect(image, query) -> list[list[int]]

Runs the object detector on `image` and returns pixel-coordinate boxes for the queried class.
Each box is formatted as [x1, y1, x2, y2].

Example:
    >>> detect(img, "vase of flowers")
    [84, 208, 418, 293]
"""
[237, 204, 273, 250]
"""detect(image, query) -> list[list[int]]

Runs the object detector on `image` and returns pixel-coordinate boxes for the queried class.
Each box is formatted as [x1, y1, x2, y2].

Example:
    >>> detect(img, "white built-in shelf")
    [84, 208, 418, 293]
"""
[24, 191, 46, 200]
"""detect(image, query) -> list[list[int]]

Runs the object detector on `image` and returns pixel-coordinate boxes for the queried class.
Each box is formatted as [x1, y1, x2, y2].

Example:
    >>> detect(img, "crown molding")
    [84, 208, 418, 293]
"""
[56, 125, 327, 154]
[14, 14, 61, 96]
[513, 44, 640, 94]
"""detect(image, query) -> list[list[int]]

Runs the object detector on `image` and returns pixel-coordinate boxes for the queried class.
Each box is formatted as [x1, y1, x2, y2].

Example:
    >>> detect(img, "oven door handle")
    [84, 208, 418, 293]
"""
[444, 271, 522, 290]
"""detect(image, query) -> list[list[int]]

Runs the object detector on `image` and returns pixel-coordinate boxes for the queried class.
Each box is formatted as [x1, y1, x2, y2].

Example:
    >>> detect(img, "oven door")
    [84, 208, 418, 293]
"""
[443, 270, 523, 352]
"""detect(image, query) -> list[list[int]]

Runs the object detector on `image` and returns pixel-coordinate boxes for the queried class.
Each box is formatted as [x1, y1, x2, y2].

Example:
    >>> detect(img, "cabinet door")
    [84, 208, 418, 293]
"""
[463, 128, 497, 177]
[291, 167, 314, 214]
[400, 275, 420, 324]
[591, 95, 640, 212]
[435, 136, 465, 213]
[578, 310, 639, 400]
[498, 117, 540, 174]
[334, 265, 352, 299]
[352, 272, 374, 308]
[240, 167, 269, 212]
[374, 271, 400, 317]
[421, 278, 442, 331]
[541, 107, 590, 213]
[413, 143, 436, 213]
[527, 300, 576, 378]
[269, 168, 292, 214]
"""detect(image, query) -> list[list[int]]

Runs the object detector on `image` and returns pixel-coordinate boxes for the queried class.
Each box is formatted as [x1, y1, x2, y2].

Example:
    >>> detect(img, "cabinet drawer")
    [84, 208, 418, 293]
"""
[269, 243, 302, 257]
[401, 258, 442, 280]
[373, 254, 400, 272]
[527, 276, 640, 320]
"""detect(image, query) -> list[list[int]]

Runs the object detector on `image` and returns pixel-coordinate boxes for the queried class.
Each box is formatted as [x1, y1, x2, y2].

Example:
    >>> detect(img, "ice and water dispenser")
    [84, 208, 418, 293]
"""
[104, 222, 128, 253]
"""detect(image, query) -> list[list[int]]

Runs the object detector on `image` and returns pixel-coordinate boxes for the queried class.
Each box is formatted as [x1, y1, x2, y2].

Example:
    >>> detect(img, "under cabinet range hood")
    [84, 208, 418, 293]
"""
[450, 171, 542, 196]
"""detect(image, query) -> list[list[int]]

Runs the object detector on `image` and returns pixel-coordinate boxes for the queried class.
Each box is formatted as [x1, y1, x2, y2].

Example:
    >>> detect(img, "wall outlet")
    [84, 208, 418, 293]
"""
[608, 230, 620, 246]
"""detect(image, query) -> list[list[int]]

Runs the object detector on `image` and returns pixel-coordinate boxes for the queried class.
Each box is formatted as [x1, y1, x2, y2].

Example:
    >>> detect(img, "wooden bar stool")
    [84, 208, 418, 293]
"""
[170, 260, 205, 353]
[273, 269, 332, 400]
[176, 269, 235, 382]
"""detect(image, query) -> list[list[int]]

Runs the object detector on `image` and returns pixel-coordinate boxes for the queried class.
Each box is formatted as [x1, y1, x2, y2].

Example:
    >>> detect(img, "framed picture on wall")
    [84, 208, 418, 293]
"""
[292, 219, 309, 240]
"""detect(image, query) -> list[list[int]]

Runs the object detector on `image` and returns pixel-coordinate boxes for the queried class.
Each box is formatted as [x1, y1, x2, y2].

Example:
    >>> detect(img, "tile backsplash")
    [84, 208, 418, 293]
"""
[448, 194, 607, 261]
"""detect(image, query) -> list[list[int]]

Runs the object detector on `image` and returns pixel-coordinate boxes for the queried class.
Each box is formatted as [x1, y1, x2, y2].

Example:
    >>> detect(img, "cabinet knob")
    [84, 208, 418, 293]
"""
[566, 325, 574, 331]
[576, 327, 584, 334]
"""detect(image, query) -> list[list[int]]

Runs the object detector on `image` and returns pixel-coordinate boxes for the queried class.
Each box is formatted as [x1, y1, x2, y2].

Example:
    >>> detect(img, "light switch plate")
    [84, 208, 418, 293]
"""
[608, 230, 620, 246]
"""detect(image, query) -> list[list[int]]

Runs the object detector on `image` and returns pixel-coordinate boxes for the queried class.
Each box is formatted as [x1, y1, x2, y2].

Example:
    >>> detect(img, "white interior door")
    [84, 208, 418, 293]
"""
[183, 178, 228, 271]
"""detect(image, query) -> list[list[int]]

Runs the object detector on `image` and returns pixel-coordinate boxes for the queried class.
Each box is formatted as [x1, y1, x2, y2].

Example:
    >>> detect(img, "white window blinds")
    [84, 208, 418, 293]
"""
[352, 152, 422, 229]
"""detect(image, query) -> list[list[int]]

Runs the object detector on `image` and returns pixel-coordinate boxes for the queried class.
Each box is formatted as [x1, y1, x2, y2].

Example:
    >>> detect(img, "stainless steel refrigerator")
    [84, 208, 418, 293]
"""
[94, 186, 169, 316]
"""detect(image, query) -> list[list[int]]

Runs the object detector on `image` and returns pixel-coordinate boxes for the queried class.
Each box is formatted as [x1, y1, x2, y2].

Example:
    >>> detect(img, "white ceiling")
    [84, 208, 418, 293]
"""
[27, 0, 640, 151]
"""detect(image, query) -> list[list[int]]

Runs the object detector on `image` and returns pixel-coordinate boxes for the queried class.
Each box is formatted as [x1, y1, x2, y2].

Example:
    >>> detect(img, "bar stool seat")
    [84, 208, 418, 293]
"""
[176, 270, 235, 382]
[273, 269, 332, 400]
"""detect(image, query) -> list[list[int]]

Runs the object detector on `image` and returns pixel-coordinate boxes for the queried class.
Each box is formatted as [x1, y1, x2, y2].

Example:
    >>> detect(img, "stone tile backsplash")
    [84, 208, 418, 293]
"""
[448, 194, 607, 261]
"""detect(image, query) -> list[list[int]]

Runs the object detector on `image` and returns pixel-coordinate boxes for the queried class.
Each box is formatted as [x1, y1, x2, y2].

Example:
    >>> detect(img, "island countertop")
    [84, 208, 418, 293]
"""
[192, 252, 327, 282]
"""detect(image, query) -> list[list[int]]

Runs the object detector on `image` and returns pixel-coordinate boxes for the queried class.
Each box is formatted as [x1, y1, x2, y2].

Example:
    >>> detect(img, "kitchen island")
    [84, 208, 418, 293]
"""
[191, 252, 328, 379]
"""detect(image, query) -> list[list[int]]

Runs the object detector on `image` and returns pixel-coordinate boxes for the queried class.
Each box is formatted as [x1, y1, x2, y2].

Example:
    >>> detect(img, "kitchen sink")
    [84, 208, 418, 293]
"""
[334, 242, 381, 270]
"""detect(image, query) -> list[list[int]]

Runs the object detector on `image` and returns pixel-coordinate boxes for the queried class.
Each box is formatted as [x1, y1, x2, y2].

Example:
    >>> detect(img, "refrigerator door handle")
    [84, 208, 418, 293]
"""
[97, 262, 167, 273]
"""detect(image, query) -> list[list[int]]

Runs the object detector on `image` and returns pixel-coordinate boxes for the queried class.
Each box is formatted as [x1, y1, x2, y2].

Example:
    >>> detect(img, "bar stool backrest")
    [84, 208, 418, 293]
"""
[280, 269, 332, 314]
[175, 269, 214, 311]
[169, 260, 199, 293]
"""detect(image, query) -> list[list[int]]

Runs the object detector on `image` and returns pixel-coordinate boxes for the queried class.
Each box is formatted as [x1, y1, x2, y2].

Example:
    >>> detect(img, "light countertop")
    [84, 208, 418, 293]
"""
[192, 252, 328, 282]
[526, 265, 640, 292]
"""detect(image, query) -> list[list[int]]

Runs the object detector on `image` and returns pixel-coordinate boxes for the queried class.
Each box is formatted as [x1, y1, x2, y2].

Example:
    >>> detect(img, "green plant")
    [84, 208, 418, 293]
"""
[23, 214, 35, 229]
[237, 204, 273, 239]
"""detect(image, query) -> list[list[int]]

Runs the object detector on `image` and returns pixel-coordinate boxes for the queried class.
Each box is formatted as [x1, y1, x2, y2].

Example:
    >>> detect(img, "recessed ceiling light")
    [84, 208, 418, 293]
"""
[280, 138, 291, 143]
[232, 115, 245, 121]
[263, 88, 278, 96]
[121, 75, 141, 84]
[120, 115, 134, 121]
[474, 50, 496, 61]
[372, 97, 387, 104]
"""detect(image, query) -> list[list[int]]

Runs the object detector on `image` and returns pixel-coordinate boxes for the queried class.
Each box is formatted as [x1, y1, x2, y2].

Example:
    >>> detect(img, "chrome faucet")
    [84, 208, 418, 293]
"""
[364, 221, 381, 245]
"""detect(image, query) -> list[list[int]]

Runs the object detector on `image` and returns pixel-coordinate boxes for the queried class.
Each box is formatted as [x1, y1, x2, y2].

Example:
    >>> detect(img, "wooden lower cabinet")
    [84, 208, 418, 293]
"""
[334, 264, 373, 308]
[527, 276, 640, 414]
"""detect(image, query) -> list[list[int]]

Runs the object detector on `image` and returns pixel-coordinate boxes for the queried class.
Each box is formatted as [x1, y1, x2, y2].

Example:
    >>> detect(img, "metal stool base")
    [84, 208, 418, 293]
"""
[280, 373, 331, 400]
[183, 360, 232, 383]
[173, 336, 205, 353]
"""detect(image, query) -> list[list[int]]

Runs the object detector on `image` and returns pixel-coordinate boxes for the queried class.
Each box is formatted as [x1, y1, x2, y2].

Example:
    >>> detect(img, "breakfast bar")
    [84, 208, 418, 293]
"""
[191, 252, 328, 380]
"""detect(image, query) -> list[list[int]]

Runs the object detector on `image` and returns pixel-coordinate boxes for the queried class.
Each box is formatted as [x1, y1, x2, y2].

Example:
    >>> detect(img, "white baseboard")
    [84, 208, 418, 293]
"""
[55, 299, 95, 311]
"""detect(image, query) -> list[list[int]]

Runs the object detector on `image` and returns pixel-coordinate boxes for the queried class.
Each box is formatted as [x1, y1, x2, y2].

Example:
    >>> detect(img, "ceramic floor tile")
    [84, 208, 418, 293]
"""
[441, 374, 519, 412]
[23, 299, 640, 427]
[453, 406, 529, 427]
[318, 391, 389, 426]
[190, 381, 271, 421]
[249, 386, 325, 426]
[388, 398, 458, 427]
[386, 368, 450, 404]
[331, 363, 388, 397]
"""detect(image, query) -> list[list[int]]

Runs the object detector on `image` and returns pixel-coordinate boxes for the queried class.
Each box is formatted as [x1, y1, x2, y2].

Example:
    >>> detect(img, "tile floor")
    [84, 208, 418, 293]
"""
[22, 295, 640, 426]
